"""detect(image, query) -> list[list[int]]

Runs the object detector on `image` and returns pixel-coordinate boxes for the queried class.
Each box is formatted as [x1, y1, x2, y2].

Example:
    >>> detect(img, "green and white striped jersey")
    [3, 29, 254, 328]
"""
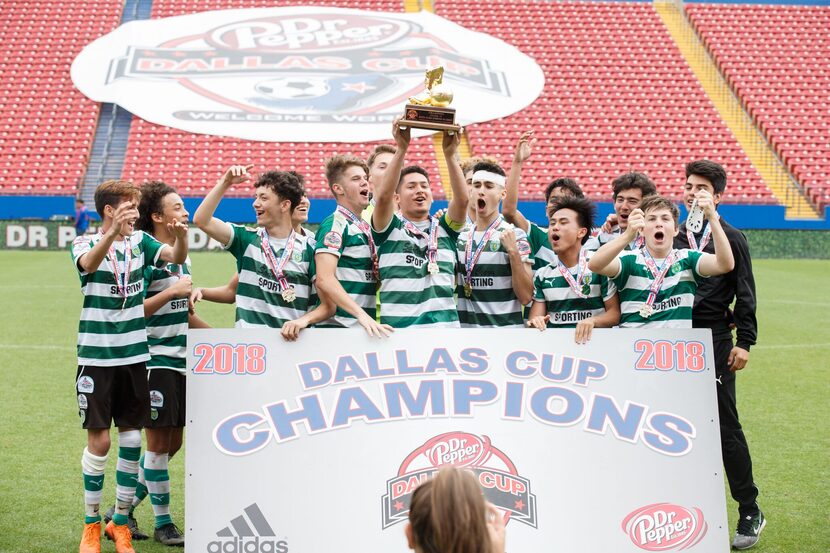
[527, 222, 558, 272]
[613, 248, 705, 328]
[224, 223, 316, 328]
[372, 213, 461, 328]
[532, 256, 615, 328]
[315, 209, 378, 327]
[143, 257, 192, 373]
[72, 231, 166, 367]
[456, 218, 533, 327]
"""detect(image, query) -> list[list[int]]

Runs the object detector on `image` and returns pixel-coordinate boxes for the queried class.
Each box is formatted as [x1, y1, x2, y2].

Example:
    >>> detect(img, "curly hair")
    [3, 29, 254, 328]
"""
[136, 181, 177, 233]
[255, 171, 305, 210]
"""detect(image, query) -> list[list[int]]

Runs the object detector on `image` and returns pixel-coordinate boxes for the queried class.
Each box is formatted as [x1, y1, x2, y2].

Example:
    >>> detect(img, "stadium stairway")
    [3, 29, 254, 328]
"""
[78, 0, 153, 202]
[653, 0, 819, 220]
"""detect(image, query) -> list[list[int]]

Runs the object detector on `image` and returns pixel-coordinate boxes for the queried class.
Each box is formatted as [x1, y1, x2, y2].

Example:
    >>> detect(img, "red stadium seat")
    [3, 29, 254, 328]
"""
[433, 0, 769, 204]
[687, 4, 830, 210]
[0, 0, 123, 195]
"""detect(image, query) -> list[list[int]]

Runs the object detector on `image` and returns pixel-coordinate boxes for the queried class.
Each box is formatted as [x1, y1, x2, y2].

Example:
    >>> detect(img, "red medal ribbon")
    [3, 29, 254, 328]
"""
[463, 216, 503, 288]
[260, 228, 296, 293]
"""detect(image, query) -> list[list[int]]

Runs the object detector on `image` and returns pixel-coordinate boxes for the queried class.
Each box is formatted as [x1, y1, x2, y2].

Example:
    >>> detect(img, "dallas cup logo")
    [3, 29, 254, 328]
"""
[381, 432, 537, 529]
[72, 7, 544, 142]
[622, 503, 708, 551]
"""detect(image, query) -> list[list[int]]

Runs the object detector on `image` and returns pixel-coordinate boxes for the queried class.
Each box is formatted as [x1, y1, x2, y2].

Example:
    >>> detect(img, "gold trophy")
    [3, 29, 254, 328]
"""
[400, 66, 461, 133]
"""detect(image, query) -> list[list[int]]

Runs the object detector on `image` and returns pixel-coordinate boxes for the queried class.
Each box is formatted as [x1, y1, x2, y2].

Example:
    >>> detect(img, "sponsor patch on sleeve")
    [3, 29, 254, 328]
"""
[517, 238, 531, 257]
[323, 231, 343, 249]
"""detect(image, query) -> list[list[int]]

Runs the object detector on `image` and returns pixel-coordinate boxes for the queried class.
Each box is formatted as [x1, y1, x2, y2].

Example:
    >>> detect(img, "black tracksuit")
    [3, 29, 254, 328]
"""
[675, 217, 760, 516]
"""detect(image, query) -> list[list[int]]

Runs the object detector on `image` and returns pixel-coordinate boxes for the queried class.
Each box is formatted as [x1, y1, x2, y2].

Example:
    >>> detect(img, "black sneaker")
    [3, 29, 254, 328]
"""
[731, 511, 766, 550]
[154, 523, 185, 546]
[102, 505, 149, 541]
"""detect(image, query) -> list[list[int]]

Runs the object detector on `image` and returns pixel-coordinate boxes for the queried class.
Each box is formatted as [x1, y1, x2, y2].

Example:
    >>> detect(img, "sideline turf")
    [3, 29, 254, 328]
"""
[0, 252, 827, 552]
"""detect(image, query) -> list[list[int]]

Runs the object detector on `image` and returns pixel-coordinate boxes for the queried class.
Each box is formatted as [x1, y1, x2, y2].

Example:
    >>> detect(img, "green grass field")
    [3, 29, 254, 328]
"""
[0, 251, 828, 553]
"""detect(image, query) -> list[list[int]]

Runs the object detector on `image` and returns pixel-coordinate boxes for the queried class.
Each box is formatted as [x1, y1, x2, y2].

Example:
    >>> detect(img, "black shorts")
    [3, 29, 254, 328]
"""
[146, 369, 186, 428]
[76, 363, 150, 429]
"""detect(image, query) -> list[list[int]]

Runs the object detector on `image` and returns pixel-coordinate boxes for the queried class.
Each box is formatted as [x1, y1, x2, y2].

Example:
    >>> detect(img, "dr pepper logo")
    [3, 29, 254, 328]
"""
[622, 503, 708, 551]
[381, 432, 537, 529]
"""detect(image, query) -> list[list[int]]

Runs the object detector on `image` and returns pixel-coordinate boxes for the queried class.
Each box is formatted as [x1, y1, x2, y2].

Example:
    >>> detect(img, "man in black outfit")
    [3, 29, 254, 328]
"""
[674, 160, 764, 550]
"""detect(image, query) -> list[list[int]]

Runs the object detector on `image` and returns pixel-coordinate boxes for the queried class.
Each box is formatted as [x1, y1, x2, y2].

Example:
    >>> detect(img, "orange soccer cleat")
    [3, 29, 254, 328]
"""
[79, 521, 101, 553]
[105, 520, 136, 553]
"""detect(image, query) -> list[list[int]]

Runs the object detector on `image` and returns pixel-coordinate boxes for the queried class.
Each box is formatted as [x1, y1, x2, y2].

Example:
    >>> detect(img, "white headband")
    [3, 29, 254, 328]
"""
[472, 170, 506, 187]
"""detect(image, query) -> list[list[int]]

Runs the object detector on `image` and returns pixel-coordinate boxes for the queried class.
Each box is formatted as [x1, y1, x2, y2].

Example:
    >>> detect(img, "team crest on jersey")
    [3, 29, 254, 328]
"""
[381, 431, 537, 529]
[150, 390, 164, 408]
[77, 376, 94, 394]
[71, 7, 544, 142]
[323, 231, 342, 249]
[489, 240, 500, 252]
[131, 245, 141, 256]
[671, 262, 682, 275]
[292, 251, 303, 263]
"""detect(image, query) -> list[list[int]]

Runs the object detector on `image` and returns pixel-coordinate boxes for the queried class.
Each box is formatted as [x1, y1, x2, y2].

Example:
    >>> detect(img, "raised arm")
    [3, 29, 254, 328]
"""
[193, 164, 253, 246]
[77, 202, 136, 273]
[501, 227, 534, 305]
[158, 219, 189, 264]
[503, 130, 536, 233]
[443, 130, 469, 224]
[588, 209, 643, 277]
[372, 121, 409, 231]
[695, 191, 735, 277]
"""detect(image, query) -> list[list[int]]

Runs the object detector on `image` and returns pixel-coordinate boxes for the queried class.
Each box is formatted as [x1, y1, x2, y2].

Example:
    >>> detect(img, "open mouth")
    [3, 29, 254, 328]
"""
[255, 210, 265, 218]
[360, 190, 369, 198]
[551, 233, 561, 243]
[477, 198, 486, 210]
[654, 231, 665, 241]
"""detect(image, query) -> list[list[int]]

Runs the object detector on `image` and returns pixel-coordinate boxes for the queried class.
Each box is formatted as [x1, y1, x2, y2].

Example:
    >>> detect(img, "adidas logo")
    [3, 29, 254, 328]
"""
[207, 503, 288, 553]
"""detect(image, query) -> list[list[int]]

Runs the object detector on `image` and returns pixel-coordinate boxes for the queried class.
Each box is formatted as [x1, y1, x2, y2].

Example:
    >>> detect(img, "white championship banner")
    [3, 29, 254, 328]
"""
[186, 329, 728, 553]
[71, 7, 544, 142]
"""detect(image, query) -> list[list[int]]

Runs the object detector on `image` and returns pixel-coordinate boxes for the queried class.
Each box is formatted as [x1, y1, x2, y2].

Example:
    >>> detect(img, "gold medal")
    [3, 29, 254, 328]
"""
[639, 304, 654, 318]
[427, 261, 439, 276]
[464, 282, 473, 298]
[281, 286, 297, 303]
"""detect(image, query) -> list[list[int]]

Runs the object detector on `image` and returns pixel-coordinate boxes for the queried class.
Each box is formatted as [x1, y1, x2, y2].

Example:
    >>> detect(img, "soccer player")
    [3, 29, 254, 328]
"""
[114, 181, 191, 546]
[73, 180, 188, 553]
[502, 130, 586, 270]
[588, 194, 734, 327]
[456, 161, 534, 327]
[193, 165, 333, 333]
[674, 160, 764, 549]
[189, 192, 317, 339]
[593, 172, 658, 250]
[315, 154, 391, 336]
[460, 155, 500, 228]
[370, 121, 467, 327]
[527, 196, 620, 342]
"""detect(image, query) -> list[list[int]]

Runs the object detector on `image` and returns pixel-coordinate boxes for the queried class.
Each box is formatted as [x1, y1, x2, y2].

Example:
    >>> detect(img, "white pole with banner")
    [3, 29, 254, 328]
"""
[186, 328, 728, 552]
